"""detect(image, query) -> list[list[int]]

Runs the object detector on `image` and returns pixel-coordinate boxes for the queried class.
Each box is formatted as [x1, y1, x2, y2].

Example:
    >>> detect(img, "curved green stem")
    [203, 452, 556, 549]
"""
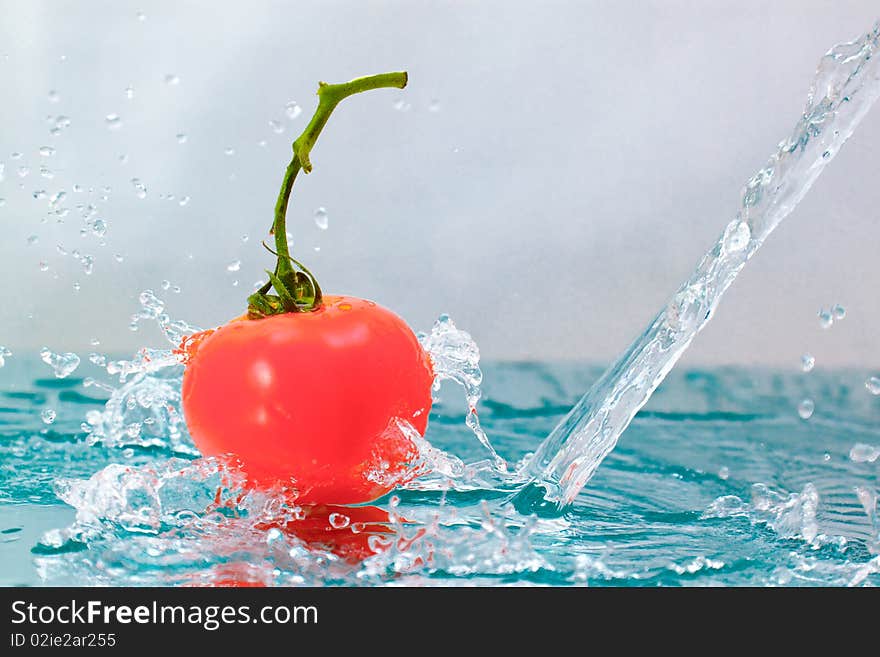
[251, 71, 408, 317]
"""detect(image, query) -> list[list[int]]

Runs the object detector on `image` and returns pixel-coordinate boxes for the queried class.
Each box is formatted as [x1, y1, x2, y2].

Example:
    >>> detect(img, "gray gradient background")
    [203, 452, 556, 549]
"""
[0, 1, 877, 368]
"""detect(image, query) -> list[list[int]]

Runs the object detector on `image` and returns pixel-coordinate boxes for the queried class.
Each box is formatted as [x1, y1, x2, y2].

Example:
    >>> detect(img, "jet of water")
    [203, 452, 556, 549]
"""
[520, 20, 880, 510]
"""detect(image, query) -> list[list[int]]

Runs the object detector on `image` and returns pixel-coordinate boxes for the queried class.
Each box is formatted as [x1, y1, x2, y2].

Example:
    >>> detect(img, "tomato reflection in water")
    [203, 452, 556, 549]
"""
[205, 504, 425, 587]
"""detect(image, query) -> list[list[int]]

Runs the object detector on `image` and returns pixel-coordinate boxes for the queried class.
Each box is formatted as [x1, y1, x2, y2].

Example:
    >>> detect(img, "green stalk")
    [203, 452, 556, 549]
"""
[248, 71, 408, 318]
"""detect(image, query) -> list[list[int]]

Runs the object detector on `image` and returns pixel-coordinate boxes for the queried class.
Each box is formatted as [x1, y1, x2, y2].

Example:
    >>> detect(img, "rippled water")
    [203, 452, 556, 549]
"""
[1, 353, 878, 586]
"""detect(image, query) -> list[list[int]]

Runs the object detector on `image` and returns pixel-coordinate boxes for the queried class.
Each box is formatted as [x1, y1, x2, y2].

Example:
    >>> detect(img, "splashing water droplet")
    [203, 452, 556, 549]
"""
[38, 261, 49, 272]
[832, 304, 846, 320]
[136, 11, 146, 21]
[91, 218, 108, 237]
[47, 90, 60, 103]
[718, 466, 730, 480]
[41, 409, 57, 425]
[18, 166, 30, 178]
[0, 199, 5, 208]
[285, 101, 302, 120]
[328, 513, 350, 529]
[865, 376, 880, 395]
[118, 154, 128, 164]
[817, 309, 834, 329]
[131, 178, 147, 199]
[124, 85, 134, 100]
[850, 443, 880, 463]
[428, 98, 441, 112]
[801, 353, 815, 372]
[164, 74, 180, 85]
[314, 207, 328, 230]
[114, 254, 124, 263]
[161, 280, 171, 291]
[176, 133, 188, 144]
[392, 99, 411, 112]
[226, 259, 241, 272]
[241, 234, 249, 243]
[72, 281, 81, 291]
[105, 114, 122, 130]
[797, 399, 815, 420]
[177, 196, 190, 207]
[27, 235, 38, 245]
[0, 347, 11, 368]
[40, 347, 80, 379]
[224, 147, 235, 156]
[39, 146, 55, 157]
[33, 190, 47, 200]
[269, 120, 284, 134]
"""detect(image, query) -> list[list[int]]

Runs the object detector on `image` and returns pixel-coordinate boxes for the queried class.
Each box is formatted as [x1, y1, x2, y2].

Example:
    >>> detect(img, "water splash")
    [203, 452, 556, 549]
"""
[419, 314, 507, 471]
[522, 21, 880, 508]
[704, 483, 821, 545]
[39, 347, 80, 378]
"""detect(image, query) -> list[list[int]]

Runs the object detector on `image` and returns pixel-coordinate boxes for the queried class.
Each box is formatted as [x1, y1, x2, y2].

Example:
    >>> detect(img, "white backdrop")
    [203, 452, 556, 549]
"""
[0, 1, 877, 367]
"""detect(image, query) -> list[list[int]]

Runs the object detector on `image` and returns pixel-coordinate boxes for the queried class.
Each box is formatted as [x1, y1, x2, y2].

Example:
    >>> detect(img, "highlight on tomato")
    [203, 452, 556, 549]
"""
[180, 72, 435, 505]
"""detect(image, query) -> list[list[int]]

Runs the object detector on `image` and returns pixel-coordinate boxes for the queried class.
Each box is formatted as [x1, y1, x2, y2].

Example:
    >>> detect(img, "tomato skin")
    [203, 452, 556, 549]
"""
[181, 296, 433, 504]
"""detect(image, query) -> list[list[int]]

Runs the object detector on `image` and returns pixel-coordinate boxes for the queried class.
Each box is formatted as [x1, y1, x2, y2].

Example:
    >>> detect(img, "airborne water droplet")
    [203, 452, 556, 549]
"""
[801, 353, 815, 372]
[428, 98, 441, 112]
[269, 120, 284, 134]
[328, 513, 350, 529]
[226, 259, 241, 272]
[865, 376, 880, 395]
[39, 146, 55, 157]
[224, 147, 235, 156]
[125, 85, 134, 100]
[105, 114, 122, 130]
[832, 304, 846, 320]
[47, 90, 60, 103]
[41, 409, 57, 425]
[176, 133, 188, 144]
[314, 207, 328, 230]
[164, 73, 180, 85]
[817, 308, 834, 329]
[850, 443, 880, 463]
[27, 235, 38, 245]
[91, 219, 107, 237]
[285, 101, 302, 120]
[39, 347, 80, 379]
[0, 347, 11, 368]
[131, 178, 147, 199]
[797, 399, 815, 420]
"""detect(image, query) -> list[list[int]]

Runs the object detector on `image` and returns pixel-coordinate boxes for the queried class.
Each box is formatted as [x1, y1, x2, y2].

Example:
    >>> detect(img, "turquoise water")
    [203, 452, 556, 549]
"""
[1, 356, 878, 586]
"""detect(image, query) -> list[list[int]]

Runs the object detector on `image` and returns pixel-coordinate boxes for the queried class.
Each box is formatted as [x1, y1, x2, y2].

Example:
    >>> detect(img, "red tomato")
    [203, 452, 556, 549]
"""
[180, 295, 433, 504]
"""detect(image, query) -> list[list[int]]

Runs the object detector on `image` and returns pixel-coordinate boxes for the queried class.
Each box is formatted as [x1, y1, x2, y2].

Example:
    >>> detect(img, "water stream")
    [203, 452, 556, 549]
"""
[520, 20, 880, 510]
